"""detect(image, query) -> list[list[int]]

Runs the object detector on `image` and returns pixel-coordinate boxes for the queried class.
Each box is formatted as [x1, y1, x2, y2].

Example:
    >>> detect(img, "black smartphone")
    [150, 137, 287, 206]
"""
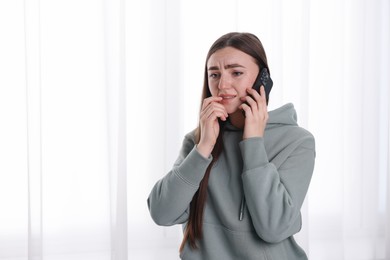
[252, 68, 273, 103]
[242, 68, 273, 116]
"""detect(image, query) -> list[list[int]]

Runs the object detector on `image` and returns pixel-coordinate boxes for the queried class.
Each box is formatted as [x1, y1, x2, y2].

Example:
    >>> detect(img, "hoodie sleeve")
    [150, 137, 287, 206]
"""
[239, 132, 315, 243]
[147, 133, 213, 226]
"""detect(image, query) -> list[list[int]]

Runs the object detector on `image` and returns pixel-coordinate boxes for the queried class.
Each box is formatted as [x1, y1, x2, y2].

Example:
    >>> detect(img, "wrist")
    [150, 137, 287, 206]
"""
[243, 128, 264, 140]
[196, 142, 214, 158]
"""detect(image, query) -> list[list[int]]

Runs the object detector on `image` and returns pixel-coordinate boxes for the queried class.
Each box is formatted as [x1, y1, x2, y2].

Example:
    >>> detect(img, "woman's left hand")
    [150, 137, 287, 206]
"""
[239, 86, 269, 139]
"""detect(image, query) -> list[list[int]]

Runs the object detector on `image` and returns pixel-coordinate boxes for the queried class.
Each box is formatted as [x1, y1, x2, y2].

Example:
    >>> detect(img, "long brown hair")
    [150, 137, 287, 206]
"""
[180, 32, 270, 252]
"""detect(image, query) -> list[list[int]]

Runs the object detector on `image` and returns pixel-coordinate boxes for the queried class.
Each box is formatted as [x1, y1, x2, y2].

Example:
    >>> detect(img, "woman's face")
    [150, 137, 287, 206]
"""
[207, 46, 259, 114]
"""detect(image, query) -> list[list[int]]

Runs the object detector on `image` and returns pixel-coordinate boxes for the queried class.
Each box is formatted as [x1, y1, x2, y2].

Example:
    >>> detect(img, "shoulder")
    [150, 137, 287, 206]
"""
[286, 125, 315, 148]
[178, 129, 197, 155]
[266, 102, 315, 150]
[266, 124, 315, 153]
[183, 129, 197, 144]
[292, 126, 315, 150]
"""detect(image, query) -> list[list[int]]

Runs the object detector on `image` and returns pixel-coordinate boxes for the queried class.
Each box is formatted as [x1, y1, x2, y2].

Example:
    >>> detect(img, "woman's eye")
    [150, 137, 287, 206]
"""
[233, 71, 243, 76]
[209, 73, 219, 78]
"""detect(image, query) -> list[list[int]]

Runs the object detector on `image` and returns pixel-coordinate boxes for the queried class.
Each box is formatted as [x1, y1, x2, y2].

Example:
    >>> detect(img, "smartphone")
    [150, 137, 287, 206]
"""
[242, 68, 273, 116]
[252, 68, 273, 102]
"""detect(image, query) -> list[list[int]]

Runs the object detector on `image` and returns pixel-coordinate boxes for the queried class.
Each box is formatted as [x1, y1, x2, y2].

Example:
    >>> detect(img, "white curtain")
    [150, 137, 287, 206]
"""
[0, 0, 389, 259]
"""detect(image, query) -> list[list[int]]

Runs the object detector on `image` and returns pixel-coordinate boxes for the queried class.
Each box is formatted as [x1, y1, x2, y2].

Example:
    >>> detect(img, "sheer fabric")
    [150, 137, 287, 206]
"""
[0, 0, 389, 259]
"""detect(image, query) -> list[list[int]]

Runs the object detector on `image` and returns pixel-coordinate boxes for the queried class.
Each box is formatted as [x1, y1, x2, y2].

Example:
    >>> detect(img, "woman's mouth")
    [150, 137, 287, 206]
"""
[219, 94, 236, 102]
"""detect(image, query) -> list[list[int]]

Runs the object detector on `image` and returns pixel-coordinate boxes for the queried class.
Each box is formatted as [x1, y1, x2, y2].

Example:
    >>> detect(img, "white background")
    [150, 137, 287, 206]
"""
[0, 0, 389, 259]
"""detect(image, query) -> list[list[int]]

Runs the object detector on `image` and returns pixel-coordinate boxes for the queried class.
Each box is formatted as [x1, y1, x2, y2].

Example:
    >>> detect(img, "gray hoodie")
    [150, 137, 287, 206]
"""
[148, 103, 315, 260]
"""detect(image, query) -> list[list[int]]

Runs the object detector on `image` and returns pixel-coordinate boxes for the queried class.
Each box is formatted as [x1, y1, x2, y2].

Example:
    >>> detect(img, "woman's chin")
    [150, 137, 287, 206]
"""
[222, 103, 238, 114]
[227, 109, 242, 116]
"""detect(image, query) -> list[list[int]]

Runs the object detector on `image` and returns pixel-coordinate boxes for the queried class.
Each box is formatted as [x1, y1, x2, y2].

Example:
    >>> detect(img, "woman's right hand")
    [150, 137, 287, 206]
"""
[197, 96, 228, 158]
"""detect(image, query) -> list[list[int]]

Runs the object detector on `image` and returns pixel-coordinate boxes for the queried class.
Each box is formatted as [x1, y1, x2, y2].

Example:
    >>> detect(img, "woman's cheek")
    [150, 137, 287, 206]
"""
[209, 85, 219, 97]
[237, 88, 247, 98]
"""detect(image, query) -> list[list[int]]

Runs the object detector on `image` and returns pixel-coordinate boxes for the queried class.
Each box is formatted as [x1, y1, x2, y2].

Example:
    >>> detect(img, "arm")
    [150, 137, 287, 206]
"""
[240, 134, 315, 243]
[148, 96, 227, 226]
[147, 133, 212, 226]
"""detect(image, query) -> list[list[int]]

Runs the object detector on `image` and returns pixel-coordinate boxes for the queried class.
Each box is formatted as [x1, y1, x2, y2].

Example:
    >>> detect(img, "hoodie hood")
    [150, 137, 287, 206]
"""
[267, 103, 298, 127]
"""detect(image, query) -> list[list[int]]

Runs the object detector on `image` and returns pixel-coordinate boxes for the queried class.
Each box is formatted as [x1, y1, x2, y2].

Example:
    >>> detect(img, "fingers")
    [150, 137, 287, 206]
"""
[239, 86, 268, 129]
[240, 86, 267, 115]
[260, 86, 268, 119]
[201, 96, 221, 110]
[241, 86, 269, 139]
[203, 106, 228, 121]
[247, 86, 266, 106]
[198, 97, 228, 152]
[201, 97, 228, 121]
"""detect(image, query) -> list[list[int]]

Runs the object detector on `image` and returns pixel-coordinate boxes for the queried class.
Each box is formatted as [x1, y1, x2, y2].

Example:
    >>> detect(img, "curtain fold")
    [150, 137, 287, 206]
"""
[103, 0, 128, 258]
[0, 0, 389, 259]
[24, 0, 43, 259]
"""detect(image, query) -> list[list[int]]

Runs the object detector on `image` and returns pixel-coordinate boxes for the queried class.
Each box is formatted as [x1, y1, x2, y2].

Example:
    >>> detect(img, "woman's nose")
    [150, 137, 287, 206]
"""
[218, 76, 230, 89]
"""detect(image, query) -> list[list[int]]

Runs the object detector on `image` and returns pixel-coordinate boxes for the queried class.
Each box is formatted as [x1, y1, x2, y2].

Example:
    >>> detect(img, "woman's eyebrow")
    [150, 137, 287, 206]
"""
[208, 64, 246, 71]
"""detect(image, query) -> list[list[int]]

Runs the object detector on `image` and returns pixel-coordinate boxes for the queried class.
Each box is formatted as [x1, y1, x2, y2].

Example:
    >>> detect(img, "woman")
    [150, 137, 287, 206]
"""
[147, 32, 315, 260]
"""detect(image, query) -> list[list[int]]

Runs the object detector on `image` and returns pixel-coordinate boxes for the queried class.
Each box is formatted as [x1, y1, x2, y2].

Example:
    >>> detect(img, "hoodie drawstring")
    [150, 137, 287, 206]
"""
[239, 196, 246, 221]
